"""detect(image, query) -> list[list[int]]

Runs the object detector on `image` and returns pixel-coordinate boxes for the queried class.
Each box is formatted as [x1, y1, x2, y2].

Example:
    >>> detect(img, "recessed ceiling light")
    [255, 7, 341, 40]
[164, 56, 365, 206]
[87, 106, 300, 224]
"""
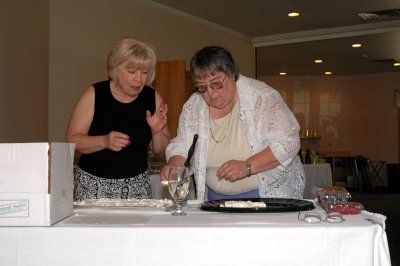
[314, 59, 323, 63]
[324, 71, 332, 75]
[288, 12, 300, 17]
[394, 62, 400, 67]
[279, 72, 287, 76]
[352, 43, 362, 48]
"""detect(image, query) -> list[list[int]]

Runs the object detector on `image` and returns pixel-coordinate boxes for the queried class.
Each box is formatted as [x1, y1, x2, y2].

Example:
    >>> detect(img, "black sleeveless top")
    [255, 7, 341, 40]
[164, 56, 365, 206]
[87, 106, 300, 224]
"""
[78, 80, 155, 178]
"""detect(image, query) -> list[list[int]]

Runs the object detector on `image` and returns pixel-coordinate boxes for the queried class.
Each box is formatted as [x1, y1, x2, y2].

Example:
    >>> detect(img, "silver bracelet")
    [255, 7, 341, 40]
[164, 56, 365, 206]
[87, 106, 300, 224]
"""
[245, 161, 252, 177]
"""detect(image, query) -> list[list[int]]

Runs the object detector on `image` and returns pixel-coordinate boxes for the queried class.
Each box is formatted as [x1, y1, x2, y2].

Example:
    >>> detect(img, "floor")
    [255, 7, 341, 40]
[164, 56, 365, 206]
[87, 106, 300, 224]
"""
[351, 192, 400, 266]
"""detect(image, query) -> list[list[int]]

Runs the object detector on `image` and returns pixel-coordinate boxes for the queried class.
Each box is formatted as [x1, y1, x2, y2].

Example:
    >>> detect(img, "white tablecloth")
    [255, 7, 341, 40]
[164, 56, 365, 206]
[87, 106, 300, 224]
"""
[150, 164, 333, 200]
[303, 163, 333, 199]
[0, 204, 390, 266]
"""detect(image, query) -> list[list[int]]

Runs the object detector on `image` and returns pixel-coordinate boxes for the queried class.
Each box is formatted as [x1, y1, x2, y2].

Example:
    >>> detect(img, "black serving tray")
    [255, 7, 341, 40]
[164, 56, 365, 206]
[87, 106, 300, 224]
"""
[200, 198, 315, 213]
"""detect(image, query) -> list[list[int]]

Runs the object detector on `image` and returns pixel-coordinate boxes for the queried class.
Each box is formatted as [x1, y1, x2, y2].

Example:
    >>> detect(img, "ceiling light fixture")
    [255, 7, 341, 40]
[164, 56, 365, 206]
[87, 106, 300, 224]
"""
[352, 43, 362, 48]
[288, 12, 300, 17]
[314, 59, 323, 63]
[279, 72, 287, 76]
[394, 62, 400, 67]
[324, 71, 332, 75]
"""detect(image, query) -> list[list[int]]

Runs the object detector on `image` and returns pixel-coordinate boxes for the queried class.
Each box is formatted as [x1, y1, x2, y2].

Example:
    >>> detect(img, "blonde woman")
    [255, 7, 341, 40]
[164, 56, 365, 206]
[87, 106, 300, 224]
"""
[67, 38, 170, 201]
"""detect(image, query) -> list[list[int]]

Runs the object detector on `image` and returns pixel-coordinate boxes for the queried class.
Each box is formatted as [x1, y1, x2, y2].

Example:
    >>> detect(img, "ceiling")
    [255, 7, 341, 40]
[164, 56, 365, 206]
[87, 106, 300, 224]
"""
[147, 0, 400, 76]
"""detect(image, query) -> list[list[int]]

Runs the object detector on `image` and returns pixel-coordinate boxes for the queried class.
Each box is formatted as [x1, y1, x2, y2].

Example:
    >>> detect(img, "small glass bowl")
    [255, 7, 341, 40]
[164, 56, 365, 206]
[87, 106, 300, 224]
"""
[325, 202, 364, 215]
[315, 186, 351, 205]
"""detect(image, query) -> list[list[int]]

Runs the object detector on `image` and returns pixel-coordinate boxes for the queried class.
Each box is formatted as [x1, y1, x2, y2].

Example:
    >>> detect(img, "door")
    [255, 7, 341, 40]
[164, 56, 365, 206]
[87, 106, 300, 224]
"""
[152, 60, 193, 138]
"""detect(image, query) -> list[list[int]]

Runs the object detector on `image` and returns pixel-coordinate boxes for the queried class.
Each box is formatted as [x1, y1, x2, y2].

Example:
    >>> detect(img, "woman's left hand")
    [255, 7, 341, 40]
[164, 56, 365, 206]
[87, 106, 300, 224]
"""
[146, 102, 168, 133]
[216, 160, 249, 182]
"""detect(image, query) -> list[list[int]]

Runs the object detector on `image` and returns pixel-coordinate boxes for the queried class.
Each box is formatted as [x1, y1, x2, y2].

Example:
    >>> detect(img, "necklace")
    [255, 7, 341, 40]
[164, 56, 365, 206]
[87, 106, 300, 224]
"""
[209, 107, 233, 143]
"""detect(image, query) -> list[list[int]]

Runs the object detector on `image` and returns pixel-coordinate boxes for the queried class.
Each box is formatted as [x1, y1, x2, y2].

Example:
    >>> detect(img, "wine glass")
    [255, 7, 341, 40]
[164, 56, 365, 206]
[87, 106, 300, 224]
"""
[168, 166, 190, 216]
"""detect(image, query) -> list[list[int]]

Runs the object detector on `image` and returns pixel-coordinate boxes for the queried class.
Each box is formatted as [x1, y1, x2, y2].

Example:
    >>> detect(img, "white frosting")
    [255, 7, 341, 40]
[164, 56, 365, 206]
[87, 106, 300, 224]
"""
[74, 198, 173, 208]
[221, 200, 266, 208]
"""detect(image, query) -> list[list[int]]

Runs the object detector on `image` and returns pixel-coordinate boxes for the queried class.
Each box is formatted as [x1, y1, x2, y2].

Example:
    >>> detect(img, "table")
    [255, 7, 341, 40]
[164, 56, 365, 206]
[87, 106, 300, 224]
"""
[150, 164, 333, 200]
[318, 153, 357, 186]
[0, 204, 390, 266]
[303, 163, 333, 199]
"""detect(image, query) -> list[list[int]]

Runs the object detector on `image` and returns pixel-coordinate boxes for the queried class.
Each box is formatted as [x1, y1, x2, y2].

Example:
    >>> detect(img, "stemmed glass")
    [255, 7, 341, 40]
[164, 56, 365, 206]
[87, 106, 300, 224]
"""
[168, 166, 190, 216]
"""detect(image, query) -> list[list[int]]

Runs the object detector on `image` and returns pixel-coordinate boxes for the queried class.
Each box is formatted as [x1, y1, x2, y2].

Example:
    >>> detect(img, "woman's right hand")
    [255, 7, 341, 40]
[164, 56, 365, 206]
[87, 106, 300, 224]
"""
[160, 155, 186, 181]
[160, 164, 174, 182]
[104, 131, 131, 151]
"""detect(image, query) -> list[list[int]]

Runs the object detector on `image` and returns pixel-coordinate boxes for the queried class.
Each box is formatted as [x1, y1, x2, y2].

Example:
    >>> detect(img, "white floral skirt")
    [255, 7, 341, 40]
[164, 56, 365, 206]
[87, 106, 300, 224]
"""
[74, 167, 152, 201]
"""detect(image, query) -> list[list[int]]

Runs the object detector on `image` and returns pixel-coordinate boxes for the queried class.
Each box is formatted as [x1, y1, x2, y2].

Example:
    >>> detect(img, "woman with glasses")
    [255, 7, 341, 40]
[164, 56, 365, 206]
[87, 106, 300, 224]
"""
[161, 46, 304, 201]
[66, 38, 171, 201]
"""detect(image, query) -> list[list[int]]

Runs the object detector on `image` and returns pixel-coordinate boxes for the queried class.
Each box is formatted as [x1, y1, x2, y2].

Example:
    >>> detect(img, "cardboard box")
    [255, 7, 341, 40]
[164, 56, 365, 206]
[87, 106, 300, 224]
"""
[0, 143, 75, 226]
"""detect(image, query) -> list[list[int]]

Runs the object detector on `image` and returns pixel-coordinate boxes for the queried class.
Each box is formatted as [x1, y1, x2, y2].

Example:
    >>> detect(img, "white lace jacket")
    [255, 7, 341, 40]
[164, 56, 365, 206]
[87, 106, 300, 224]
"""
[166, 75, 305, 201]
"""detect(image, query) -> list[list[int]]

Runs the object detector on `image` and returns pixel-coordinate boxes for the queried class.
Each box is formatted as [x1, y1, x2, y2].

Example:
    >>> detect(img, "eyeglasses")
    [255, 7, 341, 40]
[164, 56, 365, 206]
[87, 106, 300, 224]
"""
[194, 74, 226, 93]
[297, 211, 344, 224]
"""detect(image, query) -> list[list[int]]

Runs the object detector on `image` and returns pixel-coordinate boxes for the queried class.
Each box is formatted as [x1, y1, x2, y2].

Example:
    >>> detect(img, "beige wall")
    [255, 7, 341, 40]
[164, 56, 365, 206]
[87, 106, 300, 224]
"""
[261, 73, 400, 183]
[351, 73, 398, 163]
[261, 73, 399, 163]
[0, 0, 49, 142]
[48, 0, 255, 142]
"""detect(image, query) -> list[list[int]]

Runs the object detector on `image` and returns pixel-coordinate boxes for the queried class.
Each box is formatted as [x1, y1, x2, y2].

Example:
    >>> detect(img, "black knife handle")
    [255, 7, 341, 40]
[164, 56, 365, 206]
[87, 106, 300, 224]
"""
[184, 134, 199, 167]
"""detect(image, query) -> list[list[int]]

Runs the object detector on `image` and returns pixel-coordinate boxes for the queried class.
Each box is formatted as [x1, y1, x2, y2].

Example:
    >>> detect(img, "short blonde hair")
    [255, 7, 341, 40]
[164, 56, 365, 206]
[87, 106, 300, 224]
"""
[107, 38, 156, 85]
